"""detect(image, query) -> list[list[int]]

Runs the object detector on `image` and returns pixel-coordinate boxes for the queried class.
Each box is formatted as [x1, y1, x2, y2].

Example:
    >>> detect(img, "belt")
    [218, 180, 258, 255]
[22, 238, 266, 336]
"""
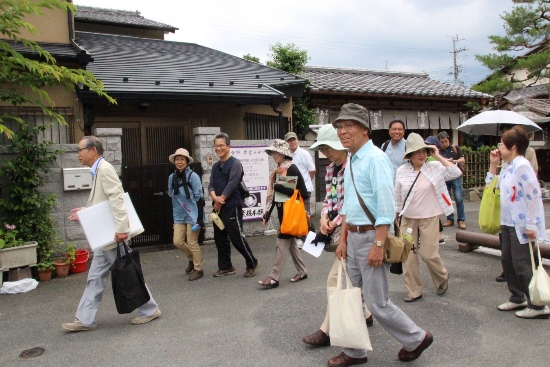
[347, 224, 375, 233]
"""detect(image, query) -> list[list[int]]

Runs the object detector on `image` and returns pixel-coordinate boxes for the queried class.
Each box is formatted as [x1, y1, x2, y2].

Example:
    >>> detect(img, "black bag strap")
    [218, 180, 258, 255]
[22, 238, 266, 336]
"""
[382, 140, 390, 152]
[116, 241, 132, 262]
[348, 160, 420, 232]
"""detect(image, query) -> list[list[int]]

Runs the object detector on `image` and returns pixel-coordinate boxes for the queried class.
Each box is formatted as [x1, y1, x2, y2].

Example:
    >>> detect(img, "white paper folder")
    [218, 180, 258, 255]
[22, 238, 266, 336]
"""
[77, 193, 144, 250]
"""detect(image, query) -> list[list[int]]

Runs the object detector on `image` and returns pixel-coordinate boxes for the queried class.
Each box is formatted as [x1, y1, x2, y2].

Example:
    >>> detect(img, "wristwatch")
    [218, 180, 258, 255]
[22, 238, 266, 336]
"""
[375, 240, 383, 247]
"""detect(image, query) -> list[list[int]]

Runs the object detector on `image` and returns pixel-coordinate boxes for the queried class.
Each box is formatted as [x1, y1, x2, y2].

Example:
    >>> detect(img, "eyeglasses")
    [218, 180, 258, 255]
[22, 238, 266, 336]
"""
[336, 122, 357, 132]
[497, 142, 503, 148]
[76, 147, 89, 153]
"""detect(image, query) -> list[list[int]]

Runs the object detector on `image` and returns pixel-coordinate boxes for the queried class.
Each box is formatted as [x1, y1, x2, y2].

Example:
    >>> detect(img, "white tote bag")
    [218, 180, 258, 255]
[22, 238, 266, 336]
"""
[328, 259, 372, 350]
[528, 240, 550, 306]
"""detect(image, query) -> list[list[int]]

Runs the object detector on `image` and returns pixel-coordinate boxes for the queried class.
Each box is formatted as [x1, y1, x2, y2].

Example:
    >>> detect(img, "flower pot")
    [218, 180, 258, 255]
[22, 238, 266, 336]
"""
[53, 260, 70, 278]
[69, 250, 90, 274]
[0, 241, 38, 269]
[37, 268, 53, 282]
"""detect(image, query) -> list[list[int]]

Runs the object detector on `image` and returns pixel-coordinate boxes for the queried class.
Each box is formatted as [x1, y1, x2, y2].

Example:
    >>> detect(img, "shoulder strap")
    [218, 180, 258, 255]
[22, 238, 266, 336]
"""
[382, 140, 390, 152]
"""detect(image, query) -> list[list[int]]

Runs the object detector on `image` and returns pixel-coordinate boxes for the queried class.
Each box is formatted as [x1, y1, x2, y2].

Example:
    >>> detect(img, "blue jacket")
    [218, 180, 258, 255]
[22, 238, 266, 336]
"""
[168, 167, 203, 224]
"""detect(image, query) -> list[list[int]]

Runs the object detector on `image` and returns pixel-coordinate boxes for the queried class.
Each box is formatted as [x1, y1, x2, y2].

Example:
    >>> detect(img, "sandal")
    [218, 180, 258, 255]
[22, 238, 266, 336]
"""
[258, 277, 279, 288]
[290, 273, 308, 283]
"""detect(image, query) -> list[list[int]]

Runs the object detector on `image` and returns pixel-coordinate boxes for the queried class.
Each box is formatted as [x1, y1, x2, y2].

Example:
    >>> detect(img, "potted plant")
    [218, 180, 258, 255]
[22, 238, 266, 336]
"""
[0, 223, 38, 269]
[0, 123, 60, 274]
[36, 259, 54, 282]
[54, 244, 75, 278]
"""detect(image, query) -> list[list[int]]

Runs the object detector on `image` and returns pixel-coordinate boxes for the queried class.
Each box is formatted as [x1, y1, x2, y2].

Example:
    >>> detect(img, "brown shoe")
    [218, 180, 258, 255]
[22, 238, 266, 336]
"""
[302, 329, 330, 347]
[188, 269, 203, 281]
[244, 260, 260, 278]
[443, 220, 454, 227]
[290, 273, 308, 283]
[258, 276, 279, 288]
[185, 261, 194, 274]
[398, 331, 433, 362]
[457, 221, 466, 229]
[366, 315, 373, 327]
[213, 267, 236, 277]
[328, 352, 368, 367]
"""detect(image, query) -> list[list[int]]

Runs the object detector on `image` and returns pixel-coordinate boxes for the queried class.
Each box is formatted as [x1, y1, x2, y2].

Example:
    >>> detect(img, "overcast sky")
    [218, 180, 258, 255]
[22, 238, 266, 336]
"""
[73, 0, 518, 87]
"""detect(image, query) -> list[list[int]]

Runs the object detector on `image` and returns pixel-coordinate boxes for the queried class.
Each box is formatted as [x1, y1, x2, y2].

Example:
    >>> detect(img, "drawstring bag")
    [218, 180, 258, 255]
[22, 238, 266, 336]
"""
[479, 176, 500, 234]
[280, 189, 308, 237]
[528, 240, 550, 306]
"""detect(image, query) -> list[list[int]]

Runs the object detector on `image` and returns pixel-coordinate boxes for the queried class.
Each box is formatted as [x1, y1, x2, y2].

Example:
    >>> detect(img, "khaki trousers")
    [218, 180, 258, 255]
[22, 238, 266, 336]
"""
[174, 223, 202, 271]
[320, 257, 372, 334]
[268, 237, 306, 281]
[401, 216, 448, 298]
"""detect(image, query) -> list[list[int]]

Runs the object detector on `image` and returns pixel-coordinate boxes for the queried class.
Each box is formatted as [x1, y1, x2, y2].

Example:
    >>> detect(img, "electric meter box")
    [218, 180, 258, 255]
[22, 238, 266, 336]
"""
[63, 168, 92, 191]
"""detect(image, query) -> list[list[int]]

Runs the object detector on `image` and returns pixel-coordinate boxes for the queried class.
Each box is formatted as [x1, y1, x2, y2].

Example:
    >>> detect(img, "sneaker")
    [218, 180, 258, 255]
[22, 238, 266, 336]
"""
[515, 306, 550, 319]
[213, 267, 236, 277]
[188, 269, 204, 281]
[62, 319, 96, 332]
[296, 239, 304, 249]
[497, 300, 528, 311]
[458, 221, 466, 229]
[438, 238, 445, 245]
[244, 260, 260, 278]
[131, 309, 161, 325]
[443, 220, 454, 227]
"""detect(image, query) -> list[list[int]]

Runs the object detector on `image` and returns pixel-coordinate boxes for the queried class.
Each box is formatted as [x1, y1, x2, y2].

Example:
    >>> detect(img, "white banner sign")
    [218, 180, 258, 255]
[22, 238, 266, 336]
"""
[231, 145, 270, 221]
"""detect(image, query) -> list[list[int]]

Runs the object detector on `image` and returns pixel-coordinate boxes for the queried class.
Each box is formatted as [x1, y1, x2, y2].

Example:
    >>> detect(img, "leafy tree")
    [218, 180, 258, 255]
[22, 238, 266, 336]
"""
[474, 0, 550, 94]
[242, 53, 261, 63]
[267, 42, 315, 136]
[0, 0, 115, 138]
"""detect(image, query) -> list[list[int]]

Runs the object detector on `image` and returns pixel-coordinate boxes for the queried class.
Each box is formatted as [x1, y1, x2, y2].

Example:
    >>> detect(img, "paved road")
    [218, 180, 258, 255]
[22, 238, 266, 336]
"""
[1, 200, 549, 367]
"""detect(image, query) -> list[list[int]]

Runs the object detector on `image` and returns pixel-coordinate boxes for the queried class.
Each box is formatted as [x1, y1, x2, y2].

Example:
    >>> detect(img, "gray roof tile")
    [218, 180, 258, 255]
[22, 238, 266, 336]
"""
[75, 6, 177, 31]
[75, 32, 306, 102]
[505, 83, 549, 102]
[304, 66, 491, 100]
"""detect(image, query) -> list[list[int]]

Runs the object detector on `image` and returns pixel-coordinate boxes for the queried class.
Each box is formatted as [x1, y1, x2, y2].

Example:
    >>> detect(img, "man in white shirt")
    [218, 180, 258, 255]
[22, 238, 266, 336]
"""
[381, 119, 407, 179]
[285, 131, 316, 247]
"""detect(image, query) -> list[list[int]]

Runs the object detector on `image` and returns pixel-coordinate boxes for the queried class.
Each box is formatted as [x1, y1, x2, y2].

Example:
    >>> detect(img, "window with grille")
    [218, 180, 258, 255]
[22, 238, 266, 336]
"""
[244, 113, 289, 140]
[0, 107, 72, 145]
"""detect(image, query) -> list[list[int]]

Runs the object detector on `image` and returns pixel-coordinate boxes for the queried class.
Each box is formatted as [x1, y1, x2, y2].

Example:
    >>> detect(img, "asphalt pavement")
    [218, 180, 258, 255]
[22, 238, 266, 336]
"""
[1, 200, 549, 367]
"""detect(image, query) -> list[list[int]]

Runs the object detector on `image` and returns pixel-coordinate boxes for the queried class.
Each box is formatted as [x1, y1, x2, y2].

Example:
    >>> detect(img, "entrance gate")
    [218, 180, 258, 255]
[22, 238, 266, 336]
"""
[122, 163, 203, 247]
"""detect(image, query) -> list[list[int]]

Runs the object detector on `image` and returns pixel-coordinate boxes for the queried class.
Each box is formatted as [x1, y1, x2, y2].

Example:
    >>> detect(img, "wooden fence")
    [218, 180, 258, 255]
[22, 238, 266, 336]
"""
[462, 147, 492, 189]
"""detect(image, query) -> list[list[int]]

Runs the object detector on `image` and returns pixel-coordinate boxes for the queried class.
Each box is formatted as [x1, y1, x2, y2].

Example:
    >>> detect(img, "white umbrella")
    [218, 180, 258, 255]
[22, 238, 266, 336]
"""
[457, 110, 542, 136]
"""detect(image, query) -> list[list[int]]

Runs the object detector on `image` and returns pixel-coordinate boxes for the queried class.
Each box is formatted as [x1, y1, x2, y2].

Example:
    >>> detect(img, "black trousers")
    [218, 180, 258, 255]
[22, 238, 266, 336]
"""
[213, 206, 257, 270]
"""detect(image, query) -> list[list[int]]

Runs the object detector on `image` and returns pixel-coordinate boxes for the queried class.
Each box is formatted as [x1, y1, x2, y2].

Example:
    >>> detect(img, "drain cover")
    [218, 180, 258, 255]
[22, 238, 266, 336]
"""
[19, 347, 45, 359]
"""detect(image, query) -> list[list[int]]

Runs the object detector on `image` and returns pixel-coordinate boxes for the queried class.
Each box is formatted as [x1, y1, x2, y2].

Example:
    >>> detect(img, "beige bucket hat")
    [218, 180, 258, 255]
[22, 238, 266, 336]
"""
[403, 133, 435, 159]
[169, 148, 194, 164]
[265, 139, 293, 159]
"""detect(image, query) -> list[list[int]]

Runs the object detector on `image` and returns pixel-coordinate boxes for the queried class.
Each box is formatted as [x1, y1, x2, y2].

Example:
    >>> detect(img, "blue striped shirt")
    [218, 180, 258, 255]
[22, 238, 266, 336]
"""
[341, 140, 395, 226]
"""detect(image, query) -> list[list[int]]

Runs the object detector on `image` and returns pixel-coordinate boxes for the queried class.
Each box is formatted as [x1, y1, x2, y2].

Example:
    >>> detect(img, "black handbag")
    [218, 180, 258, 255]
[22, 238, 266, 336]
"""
[110, 241, 151, 314]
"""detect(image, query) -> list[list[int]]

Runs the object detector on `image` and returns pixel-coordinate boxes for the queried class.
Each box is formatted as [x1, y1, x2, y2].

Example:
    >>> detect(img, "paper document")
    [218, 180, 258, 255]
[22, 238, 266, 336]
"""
[302, 231, 324, 258]
[77, 193, 144, 250]
[274, 175, 298, 202]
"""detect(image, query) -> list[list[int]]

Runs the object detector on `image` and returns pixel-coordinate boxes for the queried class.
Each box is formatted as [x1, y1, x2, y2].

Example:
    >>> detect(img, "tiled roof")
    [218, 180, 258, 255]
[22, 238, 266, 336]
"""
[505, 83, 549, 102]
[304, 66, 491, 100]
[74, 31, 306, 103]
[75, 6, 178, 32]
[524, 98, 550, 115]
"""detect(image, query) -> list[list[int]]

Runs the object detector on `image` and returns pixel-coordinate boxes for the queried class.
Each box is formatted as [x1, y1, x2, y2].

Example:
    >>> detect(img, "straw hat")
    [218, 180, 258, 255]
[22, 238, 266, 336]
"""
[309, 124, 346, 151]
[265, 139, 293, 159]
[403, 133, 435, 159]
[169, 148, 194, 164]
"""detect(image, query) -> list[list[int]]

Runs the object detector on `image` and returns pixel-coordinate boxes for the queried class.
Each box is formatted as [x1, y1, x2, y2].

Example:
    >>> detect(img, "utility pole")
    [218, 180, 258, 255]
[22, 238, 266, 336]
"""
[449, 35, 467, 85]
